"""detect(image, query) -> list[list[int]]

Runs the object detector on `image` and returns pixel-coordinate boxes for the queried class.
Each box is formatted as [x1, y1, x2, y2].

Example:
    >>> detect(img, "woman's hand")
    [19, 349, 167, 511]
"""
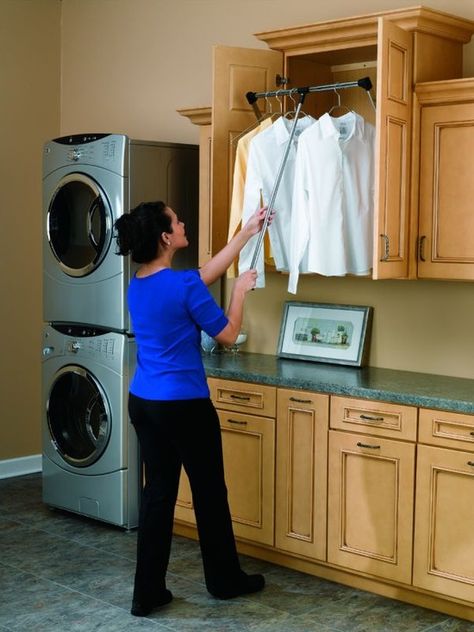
[234, 269, 258, 294]
[242, 206, 275, 238]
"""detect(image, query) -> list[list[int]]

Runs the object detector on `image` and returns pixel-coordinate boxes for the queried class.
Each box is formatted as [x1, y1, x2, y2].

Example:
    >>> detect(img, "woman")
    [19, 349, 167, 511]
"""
[114, 200, 272, 617]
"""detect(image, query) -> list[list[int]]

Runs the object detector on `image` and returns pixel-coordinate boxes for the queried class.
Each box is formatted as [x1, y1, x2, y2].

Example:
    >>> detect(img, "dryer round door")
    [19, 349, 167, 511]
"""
[46, 173, 113, 277]
[46, 365, 112, 467]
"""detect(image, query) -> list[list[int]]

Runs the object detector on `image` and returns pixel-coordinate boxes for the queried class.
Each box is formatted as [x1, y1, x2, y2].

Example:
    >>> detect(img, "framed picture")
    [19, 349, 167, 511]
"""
[277, 302, 373, 367]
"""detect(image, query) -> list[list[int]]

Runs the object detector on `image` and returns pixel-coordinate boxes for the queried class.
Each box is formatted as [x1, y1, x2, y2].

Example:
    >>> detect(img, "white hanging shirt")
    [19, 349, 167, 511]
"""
[238, 114, 315, 288]
[288, 112, 375, 294]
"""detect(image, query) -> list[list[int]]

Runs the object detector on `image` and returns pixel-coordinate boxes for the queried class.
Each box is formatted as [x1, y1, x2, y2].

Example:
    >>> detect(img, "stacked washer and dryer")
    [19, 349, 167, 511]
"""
[41, 133, 198, 528]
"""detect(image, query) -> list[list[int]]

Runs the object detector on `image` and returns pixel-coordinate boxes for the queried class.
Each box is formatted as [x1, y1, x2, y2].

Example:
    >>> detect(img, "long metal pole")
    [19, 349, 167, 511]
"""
[250, 93, 306, 270]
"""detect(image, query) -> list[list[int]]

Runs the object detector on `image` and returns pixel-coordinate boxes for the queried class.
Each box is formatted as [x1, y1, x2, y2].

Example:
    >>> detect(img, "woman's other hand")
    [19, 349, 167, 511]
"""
[243, 206, 275, 237]
[234, 269, 258, 294]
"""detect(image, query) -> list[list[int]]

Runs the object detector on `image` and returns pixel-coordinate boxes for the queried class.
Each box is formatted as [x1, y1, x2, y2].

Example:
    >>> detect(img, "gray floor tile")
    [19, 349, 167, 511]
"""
[1, 473, 473, 632]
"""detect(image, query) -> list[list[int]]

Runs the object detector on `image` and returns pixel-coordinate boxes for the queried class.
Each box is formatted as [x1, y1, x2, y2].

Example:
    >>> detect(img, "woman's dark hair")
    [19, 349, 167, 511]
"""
[114, 201, 171, 263]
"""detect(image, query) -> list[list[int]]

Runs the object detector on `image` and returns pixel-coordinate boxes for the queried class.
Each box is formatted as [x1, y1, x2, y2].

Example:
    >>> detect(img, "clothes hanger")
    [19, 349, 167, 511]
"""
[328, 88, 351, 116]
[232, 94, 279, 146]
[283, 88, 309, 119]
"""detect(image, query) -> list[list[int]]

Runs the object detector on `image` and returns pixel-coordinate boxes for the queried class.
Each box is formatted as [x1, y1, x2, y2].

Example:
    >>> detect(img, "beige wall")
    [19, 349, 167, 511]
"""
[0, 0, 61, 461]
[2, 0, 474, 461]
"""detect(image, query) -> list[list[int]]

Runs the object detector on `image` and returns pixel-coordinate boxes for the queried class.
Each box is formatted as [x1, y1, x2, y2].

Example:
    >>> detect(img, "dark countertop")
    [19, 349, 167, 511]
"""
[203, 352, 474, 414]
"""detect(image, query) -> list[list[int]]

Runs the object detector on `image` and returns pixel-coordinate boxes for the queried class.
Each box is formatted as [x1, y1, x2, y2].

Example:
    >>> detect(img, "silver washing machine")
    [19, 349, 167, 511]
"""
[43, 133, 198, 331]
[41, 323, 139, 529]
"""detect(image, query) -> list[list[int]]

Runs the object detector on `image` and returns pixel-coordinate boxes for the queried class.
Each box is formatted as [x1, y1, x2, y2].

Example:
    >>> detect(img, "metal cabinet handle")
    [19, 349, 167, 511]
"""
[289, 397, 312, 404]
[357, 441, 381, 450]
[227, 419, 247, 426]
[380, 234, 389, 261]
[230, 394, 250, 401]
[418, 235, 426, 262]
[360, 414, 384, 422]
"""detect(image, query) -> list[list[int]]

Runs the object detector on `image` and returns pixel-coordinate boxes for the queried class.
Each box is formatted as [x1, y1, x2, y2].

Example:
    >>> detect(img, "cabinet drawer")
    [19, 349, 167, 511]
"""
[419, 408, 474, 450]
[330, 396, 417, 441]
[208, 377, 276, 418]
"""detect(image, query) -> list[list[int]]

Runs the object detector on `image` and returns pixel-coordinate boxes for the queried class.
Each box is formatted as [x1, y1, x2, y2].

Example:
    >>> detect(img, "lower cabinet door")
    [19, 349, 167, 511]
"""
[219, 409, 275, 546]
[275, 389, 329, 561]
[413, 444, 474, 602]
[175, 468, 196, 525]
[327, 430, 415, 584]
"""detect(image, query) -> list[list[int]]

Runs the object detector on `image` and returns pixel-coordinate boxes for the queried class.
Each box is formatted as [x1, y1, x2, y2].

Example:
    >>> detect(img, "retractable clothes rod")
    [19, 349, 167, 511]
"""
[245, 76, 374, 270]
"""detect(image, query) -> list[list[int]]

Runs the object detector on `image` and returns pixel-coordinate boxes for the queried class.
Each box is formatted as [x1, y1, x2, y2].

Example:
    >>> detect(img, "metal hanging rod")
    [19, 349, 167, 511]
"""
[246, 76, 374, 120]
[246, 76, 372, 102]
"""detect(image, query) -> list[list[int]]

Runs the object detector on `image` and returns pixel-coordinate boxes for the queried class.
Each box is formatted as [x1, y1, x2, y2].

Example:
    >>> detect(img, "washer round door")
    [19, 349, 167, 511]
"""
[46, 365, 111, 467]
[46, 173, 113, 277]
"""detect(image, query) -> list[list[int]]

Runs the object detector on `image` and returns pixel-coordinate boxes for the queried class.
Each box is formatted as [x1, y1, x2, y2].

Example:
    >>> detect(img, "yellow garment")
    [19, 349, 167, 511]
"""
[227, 117, 273, 278]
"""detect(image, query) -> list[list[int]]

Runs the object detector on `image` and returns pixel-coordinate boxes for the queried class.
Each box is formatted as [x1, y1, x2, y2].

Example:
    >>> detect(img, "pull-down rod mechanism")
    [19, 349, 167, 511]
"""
[244, 76, 374, 271]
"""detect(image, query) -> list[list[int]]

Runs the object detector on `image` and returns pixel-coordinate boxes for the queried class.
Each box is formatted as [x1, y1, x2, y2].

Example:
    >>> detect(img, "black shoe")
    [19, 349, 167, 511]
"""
[131, 589, 173, 616]
[209, 573, 265, 599]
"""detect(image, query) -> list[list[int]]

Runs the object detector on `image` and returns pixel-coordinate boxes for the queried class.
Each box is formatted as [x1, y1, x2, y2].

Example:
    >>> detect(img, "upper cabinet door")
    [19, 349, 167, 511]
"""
[211, 46, 282, 256]
[373, 18, 413, 279]
[417, 98, 474, 280]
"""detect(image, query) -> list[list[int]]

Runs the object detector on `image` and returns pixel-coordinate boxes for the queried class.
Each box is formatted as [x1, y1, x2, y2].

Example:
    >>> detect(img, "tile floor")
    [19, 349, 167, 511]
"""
[1, 473, 474, 631]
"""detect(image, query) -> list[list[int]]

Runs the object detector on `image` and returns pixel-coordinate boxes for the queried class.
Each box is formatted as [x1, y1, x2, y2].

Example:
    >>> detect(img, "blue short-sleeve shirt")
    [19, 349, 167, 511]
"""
[128, 269, 227, 400]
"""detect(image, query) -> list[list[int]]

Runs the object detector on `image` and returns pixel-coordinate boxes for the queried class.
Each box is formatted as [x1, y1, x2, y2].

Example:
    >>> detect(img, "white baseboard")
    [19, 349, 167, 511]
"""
[0, 454, 42, 479]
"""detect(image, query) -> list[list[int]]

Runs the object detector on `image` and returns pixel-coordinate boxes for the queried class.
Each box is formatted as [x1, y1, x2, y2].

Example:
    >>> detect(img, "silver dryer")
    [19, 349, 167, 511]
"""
[42, 133, 198, 331]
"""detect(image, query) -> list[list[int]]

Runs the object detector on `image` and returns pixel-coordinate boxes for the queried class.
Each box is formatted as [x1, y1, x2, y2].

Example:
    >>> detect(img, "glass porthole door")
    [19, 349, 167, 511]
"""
[46, 174, 112, 277]
[46, 366, 111, 467]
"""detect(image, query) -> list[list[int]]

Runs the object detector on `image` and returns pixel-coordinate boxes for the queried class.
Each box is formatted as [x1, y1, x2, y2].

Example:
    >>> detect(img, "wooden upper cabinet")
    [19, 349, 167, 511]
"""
[177, 106, 213, 267]
[372, 19, 412, 279]
[179, 7, 474, 277]
[255, 7, 473, 281]
[415, 79, 474, 280]
[211, 46, 282, 256]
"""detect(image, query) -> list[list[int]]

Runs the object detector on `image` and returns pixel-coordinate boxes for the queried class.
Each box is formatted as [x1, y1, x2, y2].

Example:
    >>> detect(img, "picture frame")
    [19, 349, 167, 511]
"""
[277, 301, 373, 367]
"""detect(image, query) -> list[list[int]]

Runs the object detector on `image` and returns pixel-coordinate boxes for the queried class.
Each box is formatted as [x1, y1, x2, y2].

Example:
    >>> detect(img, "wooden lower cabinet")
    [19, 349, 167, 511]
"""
[176, 378, 276, 546]
[175, 466, 196, 525]
[275, 388, 329, 560]
[327, 429, 416, 584]
[413, 407, 474, 603]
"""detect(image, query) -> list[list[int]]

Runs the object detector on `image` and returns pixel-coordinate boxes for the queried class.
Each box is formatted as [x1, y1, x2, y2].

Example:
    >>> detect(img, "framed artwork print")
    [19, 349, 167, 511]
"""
[277, 301, 373, 367]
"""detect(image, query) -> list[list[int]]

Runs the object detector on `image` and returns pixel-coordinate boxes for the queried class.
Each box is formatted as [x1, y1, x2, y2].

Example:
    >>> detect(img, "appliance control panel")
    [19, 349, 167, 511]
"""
[43, 134, 127, 175]
[42, 324, 134, 370]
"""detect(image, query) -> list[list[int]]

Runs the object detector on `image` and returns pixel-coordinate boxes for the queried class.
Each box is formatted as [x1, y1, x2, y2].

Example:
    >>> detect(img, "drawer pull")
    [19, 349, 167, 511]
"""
[227, 418, 247, 426]
[290, 397, 312, 404]
[468, 461, 474, 467]
[357, 441, 381, 450]
[470, 432, 474, 437]
[230, 394, 251, 401]
[359, 414, 384, 422]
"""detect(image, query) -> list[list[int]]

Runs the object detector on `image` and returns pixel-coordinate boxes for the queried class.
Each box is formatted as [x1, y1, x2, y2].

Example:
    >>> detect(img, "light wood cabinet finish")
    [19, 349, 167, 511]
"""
[415, 79, 474, 280]
[327, 428, 415, 584]
[413, 443, 474, 602]
[218, 407, 275, 545]
[331, 395, 417, 441]
[179, 8, 474, 281]
[174, 374, 474, 620]
[418, 407, 474, 450]
[208, 377, 276, 418]
[275, 389, 329, 560]
[176, 378, 277, 544]
[177, 106, 212, 267]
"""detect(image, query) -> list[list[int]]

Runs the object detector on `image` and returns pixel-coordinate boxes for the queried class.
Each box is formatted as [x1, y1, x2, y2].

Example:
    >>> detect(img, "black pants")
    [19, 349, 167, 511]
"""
[129, 394, 243, 600]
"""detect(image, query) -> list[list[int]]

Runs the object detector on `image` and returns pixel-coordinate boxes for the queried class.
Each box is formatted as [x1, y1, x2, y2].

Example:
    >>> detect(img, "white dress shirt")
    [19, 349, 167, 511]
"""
[238, 114, 315, 288]
[288, 112, 375, 294]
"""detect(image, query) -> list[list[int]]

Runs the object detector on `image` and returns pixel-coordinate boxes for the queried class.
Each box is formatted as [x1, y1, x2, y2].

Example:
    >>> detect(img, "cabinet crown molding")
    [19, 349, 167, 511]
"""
[254, 6, 474, 53]
[177, 106, 212, 126]
[416, 78, 474, 104]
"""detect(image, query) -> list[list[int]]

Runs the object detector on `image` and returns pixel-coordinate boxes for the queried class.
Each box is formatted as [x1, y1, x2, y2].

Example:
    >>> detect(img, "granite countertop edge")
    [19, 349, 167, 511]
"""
[202, 352, 474, 414]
